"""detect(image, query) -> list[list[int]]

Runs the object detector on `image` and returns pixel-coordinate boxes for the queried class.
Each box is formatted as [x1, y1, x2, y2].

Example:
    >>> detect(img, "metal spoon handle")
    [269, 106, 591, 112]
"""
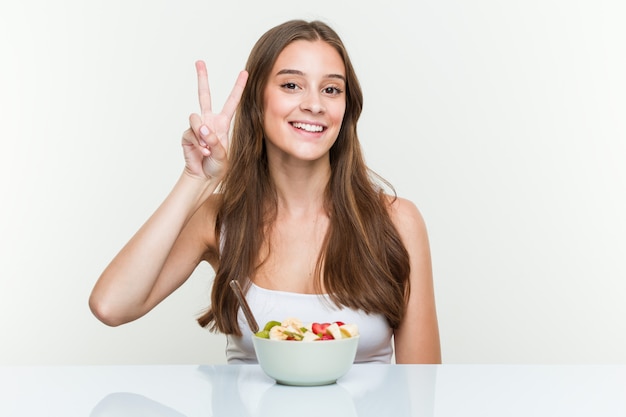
[229, 280, 259, 333]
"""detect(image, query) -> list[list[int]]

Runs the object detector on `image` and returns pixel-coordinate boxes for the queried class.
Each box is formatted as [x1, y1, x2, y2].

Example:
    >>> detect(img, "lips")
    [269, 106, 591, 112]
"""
[290, 122, 325, 133]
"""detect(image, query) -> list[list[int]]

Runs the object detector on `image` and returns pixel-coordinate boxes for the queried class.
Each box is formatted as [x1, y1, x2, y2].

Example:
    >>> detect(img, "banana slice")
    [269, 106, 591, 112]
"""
[340, 323, 359, 338]
[326, 322, 343, 340]
[281, 317, 303, 329]
[269, 326, 289, 340]
[302, 331, 321, 342]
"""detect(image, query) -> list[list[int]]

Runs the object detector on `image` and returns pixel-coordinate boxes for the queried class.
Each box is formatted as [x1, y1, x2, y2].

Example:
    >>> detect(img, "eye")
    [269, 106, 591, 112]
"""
[323, 86, 344, 95]
[281, 82, 299, 90]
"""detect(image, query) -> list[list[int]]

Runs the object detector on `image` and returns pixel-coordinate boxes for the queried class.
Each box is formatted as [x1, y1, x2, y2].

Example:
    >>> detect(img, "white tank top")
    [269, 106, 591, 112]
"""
[225, 283, 393, 363]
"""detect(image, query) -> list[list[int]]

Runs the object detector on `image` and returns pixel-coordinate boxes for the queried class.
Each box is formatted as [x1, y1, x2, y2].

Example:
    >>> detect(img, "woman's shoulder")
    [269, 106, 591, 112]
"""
[385, 195, 428, 237]
[385, 195, 425, 222]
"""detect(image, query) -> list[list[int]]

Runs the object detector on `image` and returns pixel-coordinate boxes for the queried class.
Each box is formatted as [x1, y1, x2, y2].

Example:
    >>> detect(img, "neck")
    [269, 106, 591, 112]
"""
[269, 159, 330, 217]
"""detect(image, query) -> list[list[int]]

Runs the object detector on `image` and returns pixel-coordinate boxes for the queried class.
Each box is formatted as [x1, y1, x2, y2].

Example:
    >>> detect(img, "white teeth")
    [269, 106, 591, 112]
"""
[292, 122, 323, 132]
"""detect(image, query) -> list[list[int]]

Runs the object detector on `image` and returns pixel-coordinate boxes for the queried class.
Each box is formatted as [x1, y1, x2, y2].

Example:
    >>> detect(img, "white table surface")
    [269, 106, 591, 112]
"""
[1, 364, 625, 416]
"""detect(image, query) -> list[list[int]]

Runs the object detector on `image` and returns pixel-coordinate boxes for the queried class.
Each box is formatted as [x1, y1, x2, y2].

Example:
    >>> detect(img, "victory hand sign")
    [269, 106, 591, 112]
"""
[182, 61, 248, 180]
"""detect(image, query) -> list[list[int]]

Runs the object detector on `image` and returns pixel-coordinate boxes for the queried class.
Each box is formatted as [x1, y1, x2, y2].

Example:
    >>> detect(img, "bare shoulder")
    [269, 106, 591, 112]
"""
[386, 195, 428, 237]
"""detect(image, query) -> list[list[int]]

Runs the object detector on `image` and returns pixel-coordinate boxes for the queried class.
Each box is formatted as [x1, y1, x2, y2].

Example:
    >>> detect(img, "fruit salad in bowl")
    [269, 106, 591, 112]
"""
[252, 318, 360, 386]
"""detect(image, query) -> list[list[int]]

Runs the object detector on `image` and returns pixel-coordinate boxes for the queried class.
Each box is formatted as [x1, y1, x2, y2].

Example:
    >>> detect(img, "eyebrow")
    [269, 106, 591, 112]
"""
[276, 69, 346, 82]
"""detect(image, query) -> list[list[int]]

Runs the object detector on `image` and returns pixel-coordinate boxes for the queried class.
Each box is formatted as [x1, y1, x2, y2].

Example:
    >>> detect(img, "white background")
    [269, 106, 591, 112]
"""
[1, 0, 624, 365]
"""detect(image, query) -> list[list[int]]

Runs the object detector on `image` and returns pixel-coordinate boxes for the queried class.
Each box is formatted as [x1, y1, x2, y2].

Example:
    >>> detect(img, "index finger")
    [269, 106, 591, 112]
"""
[221, 70, 249, 120]
[195, 60, 212, 114]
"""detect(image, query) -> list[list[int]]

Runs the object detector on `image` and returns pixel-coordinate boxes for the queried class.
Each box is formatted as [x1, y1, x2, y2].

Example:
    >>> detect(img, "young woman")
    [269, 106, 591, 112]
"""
[89, 19, 441, 364]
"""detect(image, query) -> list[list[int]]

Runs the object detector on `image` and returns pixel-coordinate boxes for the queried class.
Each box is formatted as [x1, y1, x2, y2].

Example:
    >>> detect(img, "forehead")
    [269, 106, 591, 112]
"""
[272, 40, 345, 77]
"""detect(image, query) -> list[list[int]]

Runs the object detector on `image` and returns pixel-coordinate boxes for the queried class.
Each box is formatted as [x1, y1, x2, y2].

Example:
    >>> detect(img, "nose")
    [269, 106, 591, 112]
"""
[300, 91, 325, 114]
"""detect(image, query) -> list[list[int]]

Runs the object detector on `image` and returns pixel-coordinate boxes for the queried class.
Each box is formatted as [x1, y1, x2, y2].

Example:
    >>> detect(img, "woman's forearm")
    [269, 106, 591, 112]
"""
[89, 171, 219, 326]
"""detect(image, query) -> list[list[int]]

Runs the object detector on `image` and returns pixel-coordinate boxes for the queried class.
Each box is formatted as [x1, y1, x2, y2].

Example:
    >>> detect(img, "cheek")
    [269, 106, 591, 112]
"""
[330, 103, 347, 125]
[262, 101, 287, 140]
[263, 93, 289, 121]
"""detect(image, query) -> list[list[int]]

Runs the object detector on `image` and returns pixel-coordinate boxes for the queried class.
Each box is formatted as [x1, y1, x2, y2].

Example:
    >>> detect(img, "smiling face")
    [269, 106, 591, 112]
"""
[262, 40, 347, 165]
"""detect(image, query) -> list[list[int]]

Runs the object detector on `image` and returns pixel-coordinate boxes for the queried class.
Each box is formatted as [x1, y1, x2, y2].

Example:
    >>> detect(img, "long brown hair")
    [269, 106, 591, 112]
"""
[198, 20, 410, 334]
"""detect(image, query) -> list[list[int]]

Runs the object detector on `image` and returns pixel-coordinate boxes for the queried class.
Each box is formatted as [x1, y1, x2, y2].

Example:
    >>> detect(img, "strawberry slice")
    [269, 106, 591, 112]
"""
[311, 322, 330, 336]
[334, 321, 345, 327]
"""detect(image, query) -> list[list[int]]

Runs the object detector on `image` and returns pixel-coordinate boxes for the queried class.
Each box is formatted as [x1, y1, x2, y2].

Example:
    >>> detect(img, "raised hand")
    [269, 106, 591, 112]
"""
[182, 61, 248, 180]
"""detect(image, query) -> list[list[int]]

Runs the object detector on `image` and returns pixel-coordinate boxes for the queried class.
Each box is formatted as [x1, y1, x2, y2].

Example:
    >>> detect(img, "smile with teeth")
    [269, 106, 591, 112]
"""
[291, 122, 325, 133]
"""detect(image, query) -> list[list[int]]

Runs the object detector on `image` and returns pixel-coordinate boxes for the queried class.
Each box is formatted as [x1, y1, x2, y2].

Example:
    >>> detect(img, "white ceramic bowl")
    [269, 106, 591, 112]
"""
[252, 335, 359, 386]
